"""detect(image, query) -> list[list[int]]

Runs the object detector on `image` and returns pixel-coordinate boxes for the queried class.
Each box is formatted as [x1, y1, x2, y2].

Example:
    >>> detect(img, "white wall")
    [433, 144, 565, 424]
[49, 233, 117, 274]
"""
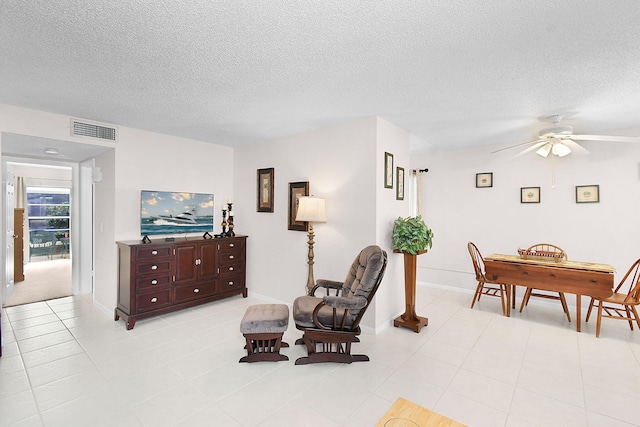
[411, 136, 640, 298]
[0, 104, 235, 314]
[234, 116, 409, 331]
[97, 126, 235, 312]
[111, 126, 234, 241]
[10, 163, 72, 187]
[375, 118, 411, 328]
[93, 149, 116, 312]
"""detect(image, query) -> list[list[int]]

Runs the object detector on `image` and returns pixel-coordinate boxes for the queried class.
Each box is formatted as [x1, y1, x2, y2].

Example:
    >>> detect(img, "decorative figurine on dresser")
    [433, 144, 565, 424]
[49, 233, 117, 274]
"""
[116, 194, 247, 329]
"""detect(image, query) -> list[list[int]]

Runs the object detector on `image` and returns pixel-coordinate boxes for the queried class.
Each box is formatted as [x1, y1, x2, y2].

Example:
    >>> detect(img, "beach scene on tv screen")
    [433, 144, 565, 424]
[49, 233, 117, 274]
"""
[141, 191, 214, 236]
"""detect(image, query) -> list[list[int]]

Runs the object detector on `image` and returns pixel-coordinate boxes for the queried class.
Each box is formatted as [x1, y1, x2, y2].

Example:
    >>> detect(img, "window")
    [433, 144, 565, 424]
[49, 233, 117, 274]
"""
[27, 186, 70, 238]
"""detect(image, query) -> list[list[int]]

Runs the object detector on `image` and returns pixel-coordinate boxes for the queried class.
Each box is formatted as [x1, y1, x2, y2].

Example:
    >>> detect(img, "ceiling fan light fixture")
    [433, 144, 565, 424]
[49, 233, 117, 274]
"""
[536, 143, 552, 157]
[552, 143, 571, 157]
[539, 125, 573, 138]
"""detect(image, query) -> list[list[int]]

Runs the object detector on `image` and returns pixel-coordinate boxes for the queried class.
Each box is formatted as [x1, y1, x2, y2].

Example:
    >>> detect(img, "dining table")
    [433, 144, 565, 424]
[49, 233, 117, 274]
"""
[484, 253, 615, 332]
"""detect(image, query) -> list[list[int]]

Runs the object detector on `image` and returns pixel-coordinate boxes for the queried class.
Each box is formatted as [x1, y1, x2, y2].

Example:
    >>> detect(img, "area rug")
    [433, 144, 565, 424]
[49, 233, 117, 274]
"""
[3, 258, 72, 307]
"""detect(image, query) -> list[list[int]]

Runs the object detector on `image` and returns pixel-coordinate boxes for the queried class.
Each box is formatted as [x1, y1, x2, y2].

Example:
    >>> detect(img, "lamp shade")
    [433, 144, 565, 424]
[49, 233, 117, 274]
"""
[296, 196, 327, 223]
[552, 142, 571, 157]
[535, 143, 552, 158]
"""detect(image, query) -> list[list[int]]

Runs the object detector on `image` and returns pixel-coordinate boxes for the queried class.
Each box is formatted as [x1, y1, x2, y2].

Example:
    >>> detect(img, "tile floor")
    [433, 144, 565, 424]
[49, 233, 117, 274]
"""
[1, 286, 640, 427]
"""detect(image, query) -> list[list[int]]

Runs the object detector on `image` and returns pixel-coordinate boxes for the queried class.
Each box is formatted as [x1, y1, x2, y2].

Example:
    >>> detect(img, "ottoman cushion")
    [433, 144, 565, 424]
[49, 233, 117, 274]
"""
[240, 304, 289, 334]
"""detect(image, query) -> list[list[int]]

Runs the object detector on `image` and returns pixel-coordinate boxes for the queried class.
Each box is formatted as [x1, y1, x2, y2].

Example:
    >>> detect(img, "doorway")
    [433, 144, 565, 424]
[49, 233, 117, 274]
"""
[3, 163, 73, 307]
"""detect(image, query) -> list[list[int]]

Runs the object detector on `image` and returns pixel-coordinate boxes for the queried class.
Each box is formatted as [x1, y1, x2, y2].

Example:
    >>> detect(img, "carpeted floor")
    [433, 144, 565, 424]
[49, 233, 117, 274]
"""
[3, 258, 72, 307]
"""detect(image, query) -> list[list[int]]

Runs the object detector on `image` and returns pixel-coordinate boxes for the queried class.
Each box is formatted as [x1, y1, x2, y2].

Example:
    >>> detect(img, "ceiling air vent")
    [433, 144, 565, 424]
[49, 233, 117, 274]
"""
[71, 119, 117, 141]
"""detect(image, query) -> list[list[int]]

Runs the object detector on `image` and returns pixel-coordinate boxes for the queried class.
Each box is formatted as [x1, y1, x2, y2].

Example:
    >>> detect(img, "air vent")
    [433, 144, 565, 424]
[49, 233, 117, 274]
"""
[71, 119, 117, 141]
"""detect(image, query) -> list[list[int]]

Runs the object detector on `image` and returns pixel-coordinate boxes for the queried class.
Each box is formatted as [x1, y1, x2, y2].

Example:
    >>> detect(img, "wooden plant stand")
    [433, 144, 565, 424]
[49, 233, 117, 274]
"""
[393, 250, 428, 333]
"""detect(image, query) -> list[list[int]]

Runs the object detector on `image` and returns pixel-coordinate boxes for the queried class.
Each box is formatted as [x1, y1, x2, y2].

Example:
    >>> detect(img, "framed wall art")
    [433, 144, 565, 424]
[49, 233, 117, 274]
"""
[576, 185, 599, 203]
[288, 181, 309, 231]
[520, 187, 540, 203]
[476, 172, 493, 188]
[396, 167, 405, 200]
[257, 168, 274, 212]
[384, 152, 394, 188]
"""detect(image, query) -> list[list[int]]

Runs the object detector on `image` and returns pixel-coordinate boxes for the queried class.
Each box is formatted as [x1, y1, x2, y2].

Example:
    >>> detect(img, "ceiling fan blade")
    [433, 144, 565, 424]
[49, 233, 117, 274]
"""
[570, 134, 640, 143]
[491, 139, 543, 154]
[511, 140, 548, 159]
[561, 139, 590, 155]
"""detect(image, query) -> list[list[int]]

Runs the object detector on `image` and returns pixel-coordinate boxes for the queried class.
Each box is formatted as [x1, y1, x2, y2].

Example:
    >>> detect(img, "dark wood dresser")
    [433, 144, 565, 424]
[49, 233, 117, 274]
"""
[115, 235, 247, 329]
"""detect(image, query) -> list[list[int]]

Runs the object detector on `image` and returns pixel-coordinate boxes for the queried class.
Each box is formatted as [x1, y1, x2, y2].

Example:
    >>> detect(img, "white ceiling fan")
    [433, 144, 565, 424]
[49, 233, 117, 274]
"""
[494, 114, 640, 158]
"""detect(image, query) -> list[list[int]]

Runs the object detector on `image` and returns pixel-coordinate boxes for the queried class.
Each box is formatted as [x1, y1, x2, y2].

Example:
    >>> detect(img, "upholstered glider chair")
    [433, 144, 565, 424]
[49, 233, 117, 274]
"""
[586, 258, 640, 338]
[468, 242, 510, 316]
[292, 245, 387, 365]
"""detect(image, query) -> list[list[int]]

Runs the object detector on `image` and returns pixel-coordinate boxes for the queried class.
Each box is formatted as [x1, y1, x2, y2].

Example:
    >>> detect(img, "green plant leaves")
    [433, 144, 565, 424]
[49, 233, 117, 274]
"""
[391, 215, 434, 255]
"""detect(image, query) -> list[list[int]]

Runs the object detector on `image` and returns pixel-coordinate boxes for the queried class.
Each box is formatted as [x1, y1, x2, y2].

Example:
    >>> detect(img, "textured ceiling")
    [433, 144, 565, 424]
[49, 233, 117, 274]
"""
[2, 0, 640, 155]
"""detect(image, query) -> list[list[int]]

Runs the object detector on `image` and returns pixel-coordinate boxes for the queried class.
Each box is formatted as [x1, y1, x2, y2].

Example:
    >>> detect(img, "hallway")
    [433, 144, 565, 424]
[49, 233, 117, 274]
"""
[4, 259, 72, 308]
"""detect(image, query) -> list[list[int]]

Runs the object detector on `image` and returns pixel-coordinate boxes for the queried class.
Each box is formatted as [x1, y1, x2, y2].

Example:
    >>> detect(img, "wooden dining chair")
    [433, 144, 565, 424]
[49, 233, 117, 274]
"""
[468, 242, 509, 316]
[518, 243, 571, 322]
[586, 258, 640, 337]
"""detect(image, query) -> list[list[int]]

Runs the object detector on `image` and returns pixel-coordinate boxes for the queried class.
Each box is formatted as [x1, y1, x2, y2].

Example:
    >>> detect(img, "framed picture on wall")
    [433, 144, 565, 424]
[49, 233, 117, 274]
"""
[257, 168, 274, 212]
[520, 187, 540, 203]
[384, 152, 394, 188]
[396, 167, 405, 200]
[288, 181, 309, 231]
[576, 185, 599, 203]
[476, 172, 493, 188]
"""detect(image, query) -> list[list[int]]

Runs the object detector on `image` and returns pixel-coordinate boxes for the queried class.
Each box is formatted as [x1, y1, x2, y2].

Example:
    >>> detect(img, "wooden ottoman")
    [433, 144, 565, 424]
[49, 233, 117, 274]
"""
[239, 304, 289, 363]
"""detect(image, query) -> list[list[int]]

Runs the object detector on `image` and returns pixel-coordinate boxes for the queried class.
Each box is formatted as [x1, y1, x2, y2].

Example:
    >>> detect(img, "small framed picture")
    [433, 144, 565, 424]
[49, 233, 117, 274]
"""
[476, 172, 493, 188]
[257, 168, 274, 212]
[521, 187, 540, 203]
[288, 181, 309, 231]
[384, 152, 394, 188]
[576, 185, 599, 203]
[396, 167, 405, 200]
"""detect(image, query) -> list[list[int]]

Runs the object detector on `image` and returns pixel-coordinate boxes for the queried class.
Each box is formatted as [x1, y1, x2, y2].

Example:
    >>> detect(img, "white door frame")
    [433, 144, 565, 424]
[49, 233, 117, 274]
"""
[2, 164, 16, 303]
[2, 156, 95, 301]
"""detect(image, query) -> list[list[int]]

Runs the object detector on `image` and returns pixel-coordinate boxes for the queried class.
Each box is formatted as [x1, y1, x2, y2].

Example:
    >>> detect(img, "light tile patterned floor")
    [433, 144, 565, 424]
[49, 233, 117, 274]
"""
[1, 286, 640, 427]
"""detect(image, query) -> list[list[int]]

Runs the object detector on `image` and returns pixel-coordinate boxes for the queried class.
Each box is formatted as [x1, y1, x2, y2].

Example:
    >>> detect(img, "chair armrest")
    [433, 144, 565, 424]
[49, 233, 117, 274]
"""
[311, 296, 367, 330]
[311, 279, 344, 295]
[322, 295, 367, 310]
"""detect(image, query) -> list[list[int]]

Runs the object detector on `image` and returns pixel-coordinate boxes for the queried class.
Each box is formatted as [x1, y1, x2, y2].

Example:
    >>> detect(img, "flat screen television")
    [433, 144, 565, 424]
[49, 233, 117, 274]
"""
[140, 191, 214, 237]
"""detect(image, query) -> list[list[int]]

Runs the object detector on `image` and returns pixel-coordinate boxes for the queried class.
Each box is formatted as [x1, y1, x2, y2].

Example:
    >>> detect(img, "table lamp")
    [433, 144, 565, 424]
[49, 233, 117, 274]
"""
[295, 196, 327, 295]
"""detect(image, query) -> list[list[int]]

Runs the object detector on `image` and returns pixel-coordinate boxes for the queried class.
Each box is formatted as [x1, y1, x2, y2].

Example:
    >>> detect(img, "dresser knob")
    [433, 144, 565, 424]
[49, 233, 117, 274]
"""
[228, 266, 234, 271]
[151, 297, 158, 303]
[229, 243, 234, 247]
[228, 281, 234, 286]
[229, 255, 234, 259]
[151, 280, 158, 285]
[151, 250, 158, 255]
[151, 265, 158, 270]
[194, 288, 200, 293]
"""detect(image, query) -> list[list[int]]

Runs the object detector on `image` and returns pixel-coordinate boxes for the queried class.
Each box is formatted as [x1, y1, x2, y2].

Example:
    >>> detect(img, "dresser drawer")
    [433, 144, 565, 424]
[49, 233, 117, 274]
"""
[135, 260, 173, 276]
[135, 245, 173, 261]
[174, 281, 216, 303]
[135, 275, 172, 291]
[218, 239, 243, 252]
[136, 290, 171, 312]
[219, 260, 243, 276]
[219, 275, 245, 292]
[218, 250, 241, 265]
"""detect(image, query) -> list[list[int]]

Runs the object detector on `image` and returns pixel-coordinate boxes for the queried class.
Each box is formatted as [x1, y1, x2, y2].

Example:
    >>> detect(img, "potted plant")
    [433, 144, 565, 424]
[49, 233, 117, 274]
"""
[391, 215, 434, 333]
[392, 215, 434, 255]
